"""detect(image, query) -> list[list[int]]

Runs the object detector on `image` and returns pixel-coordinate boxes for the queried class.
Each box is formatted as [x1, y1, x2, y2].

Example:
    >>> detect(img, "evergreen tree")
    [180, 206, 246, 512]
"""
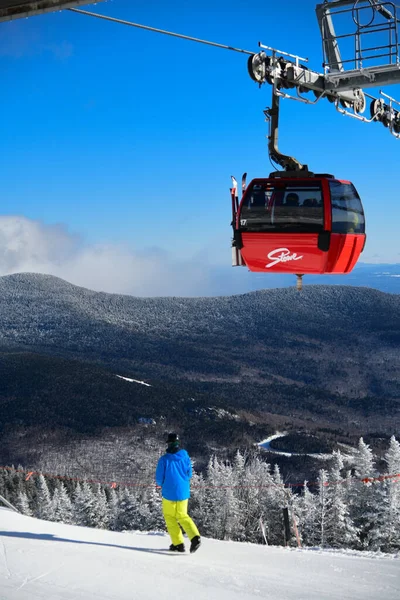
[294, 482, 319, 547]
[324, 452, 358, 549]
[189, 471, 206, 535]
[385, 437, 400, 550]
[386, 436, 400, 476]
[0, 469, 7, 500]
[232, 451, 264, 543]
[371, 436, 400, 551]
[35, 474, 54, 521]
[93, 484, 110, 529]
[216, 459, 241, 541]
[9, 467, 27, 506]
[107, 488, 119, 531]
[230, 451, 247, 541]
[144, 486, 165, 531]
[52, 483, 73, 524]
[347, 438, 379, 549]
[200, 456, 224, 539]
[73, 482, 98, 528]
[16, 491, 32, 517]
[268, 464, 291, 546]
[316, 469, 330, 548]
[201, 456, 241, 541]
[115, 489, 142, 531]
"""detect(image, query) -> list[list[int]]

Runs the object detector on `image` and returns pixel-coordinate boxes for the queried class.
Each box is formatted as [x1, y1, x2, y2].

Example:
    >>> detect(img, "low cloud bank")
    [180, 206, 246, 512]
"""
[0, 216, 244, 296]
[1, 216, 398, 297]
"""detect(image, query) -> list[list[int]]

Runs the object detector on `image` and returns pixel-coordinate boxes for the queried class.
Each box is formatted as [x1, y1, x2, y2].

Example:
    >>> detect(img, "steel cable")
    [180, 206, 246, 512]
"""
[68, 7, 254, 56]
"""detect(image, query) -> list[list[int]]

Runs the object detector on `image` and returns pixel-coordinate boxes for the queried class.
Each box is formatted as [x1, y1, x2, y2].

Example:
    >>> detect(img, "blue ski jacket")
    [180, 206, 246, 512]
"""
[155, 449, 192, 501]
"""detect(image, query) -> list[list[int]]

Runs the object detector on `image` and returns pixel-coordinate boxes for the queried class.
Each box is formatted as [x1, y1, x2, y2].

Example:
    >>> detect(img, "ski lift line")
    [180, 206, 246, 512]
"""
[67, 7, 254, 56]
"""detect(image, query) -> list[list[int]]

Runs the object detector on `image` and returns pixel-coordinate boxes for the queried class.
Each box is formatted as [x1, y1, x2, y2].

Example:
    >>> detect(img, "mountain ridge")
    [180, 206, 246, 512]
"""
[1, 273, 399, 393]
[0, 273, 399, 475]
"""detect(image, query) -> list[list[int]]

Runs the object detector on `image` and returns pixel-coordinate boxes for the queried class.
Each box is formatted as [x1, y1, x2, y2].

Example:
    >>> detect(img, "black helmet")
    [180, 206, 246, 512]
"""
[166, 432, 179, 444]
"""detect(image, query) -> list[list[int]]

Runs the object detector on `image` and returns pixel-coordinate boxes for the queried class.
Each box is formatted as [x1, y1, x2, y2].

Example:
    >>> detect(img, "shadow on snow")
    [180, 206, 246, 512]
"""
[0, 530, 186, 557]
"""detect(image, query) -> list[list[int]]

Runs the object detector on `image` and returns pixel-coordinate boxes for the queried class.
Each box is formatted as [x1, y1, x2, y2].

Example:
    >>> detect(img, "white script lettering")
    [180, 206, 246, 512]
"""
[266, 248, 303, 268]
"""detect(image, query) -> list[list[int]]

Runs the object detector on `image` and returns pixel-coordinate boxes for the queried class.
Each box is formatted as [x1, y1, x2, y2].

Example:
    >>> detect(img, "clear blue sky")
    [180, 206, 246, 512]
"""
[0, 0, 399, 295]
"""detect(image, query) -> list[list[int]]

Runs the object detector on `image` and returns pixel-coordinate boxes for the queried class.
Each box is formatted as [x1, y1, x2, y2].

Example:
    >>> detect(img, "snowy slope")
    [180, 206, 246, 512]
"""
[0, 508, 399, 600]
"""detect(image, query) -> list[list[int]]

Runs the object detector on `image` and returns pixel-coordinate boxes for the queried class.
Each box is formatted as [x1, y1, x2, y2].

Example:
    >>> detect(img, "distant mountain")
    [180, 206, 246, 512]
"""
[342, 262, 400, 293]
[225, 262, 400, 296]
[0, 273, 399, 476]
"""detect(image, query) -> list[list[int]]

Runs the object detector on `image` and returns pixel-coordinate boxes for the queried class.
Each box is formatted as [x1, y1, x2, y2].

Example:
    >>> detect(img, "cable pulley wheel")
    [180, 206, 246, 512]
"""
[370, 98, 382, 119]
[247, 52, 269, 84]
[353, 90, 366, 114]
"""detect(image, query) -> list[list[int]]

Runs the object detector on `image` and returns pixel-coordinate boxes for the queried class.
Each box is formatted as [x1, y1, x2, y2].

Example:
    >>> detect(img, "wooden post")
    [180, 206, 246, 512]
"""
[282, 507, 291, 546]
[259, 516, 268, 545]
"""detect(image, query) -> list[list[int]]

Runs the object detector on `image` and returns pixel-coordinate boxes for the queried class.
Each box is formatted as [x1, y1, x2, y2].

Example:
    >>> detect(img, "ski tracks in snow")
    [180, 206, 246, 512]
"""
[0, 538, 12, 579]
[15, 564, 63, 592]
[0, 535, 64, 594]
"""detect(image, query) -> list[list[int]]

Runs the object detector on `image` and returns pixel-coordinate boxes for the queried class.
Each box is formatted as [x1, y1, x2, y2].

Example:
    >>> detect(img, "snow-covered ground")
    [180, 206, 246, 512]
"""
[259, 432, 332, 460]
[116, 375, 151, 387]
[0, 508, 399, 600]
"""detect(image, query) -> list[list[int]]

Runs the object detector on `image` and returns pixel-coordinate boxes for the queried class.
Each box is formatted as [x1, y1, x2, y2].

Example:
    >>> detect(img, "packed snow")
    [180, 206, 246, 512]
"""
[259, 432, 332, 459]
[0, 508, 398, 600]
[116, 375, 151, 387]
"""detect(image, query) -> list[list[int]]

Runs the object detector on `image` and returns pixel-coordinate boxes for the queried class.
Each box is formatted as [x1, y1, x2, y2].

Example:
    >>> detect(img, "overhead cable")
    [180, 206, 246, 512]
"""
[68, 8, 254, 56]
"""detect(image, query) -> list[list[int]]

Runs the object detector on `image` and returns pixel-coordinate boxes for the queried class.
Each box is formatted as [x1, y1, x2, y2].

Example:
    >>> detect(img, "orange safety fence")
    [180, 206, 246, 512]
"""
[1, 464, 399, 491]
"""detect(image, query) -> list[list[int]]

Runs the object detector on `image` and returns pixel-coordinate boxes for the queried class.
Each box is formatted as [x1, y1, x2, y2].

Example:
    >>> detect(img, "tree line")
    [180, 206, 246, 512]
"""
[1, 437, 399, 552]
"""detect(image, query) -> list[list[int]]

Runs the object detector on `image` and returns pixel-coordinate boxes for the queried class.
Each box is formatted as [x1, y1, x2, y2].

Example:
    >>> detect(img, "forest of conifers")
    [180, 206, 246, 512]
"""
[1, 437, 399, 552]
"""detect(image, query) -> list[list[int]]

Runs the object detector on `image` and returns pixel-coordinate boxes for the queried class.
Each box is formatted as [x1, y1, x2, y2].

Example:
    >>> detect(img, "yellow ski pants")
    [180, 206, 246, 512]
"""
[162, 498, 200, 546]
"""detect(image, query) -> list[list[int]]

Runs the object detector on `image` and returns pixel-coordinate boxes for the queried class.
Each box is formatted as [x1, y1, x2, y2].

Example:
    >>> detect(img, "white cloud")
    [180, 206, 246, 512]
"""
[1, 216, 398, 297]
[0, 215, 220, 296]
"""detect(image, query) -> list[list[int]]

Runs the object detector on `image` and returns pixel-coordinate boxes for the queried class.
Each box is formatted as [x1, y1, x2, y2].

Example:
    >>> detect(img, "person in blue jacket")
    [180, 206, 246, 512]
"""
[155, 432, 201, 553]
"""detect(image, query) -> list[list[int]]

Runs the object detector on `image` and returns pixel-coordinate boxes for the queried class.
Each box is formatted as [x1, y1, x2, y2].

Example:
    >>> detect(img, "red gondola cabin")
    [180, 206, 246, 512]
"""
[231, 174, 366, 274]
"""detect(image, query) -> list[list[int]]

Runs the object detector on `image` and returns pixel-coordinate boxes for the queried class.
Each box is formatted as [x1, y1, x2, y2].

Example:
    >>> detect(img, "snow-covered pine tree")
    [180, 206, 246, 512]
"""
[266, 464, 291, 546]
[386, 436, 400, 477]
[323, 451, 358, 549]
[371, 436, 400, 551]
[347, 438, 379, 550]
[93, 484, 110, 529]
[115, 489, 142, 531]
[216, 459, 241, 541]
[52, 483, 73, 524]
[201, 456, 241, 541]
[16, 491, 32, 517]
[23, 471, 38, 506]
[0, 467, 25, 506]
[73, 482, 98, 528]
[189, 470, 205, 527]
[384, 436, 400, 550]
[232, 451, 262, 543]
[230, 450, 247, 541]
[316, 469, 330, 548]
[107, 488, 119, 531]
[144, 486, 165, 532]
[9, 467, 27, 506]
[0, 469, 7, 500]
[200, 456, 223, 539]
[35, 474, 54, 521]
[293, 481, 319, 547]
[248, 456, 277, 545]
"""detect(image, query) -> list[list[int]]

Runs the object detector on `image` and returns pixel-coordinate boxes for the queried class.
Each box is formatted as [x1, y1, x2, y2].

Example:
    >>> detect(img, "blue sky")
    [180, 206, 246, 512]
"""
[0, 0, 399, 295]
